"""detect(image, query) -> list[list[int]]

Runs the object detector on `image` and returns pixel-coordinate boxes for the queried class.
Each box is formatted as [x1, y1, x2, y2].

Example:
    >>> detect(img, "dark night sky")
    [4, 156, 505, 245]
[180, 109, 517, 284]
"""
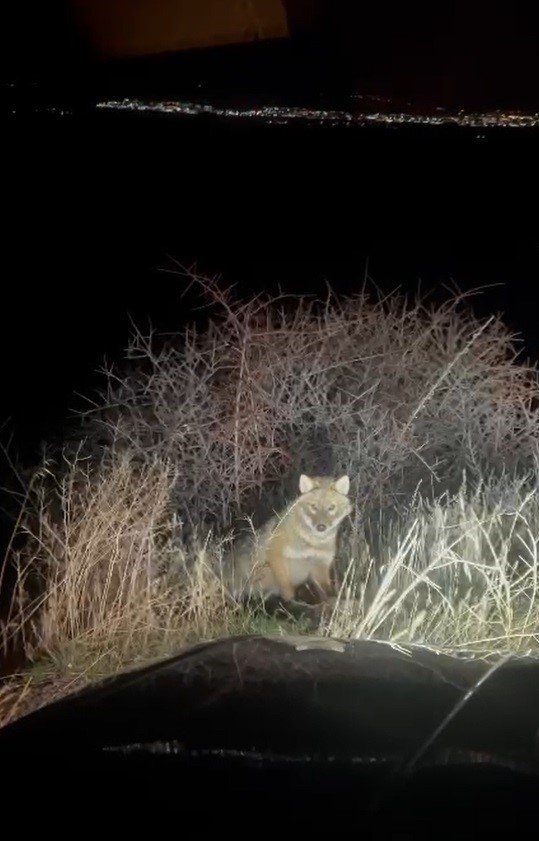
[7, 2, 539, 108]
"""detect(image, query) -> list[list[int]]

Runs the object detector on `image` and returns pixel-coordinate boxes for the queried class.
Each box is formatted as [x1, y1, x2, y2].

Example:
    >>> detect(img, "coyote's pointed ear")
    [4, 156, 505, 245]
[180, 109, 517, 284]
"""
[299, 474, 315, 494]
[333, 475, 350, 496]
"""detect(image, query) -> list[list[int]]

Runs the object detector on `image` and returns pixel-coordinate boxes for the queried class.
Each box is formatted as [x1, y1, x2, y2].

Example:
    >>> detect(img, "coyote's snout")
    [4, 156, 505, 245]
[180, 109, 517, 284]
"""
[225, 474, 352, 602]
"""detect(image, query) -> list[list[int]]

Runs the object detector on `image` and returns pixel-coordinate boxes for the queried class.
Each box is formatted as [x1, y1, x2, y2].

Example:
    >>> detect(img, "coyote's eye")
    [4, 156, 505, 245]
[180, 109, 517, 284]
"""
[328, 504, 336, 513]
[309, 504, 318, 513]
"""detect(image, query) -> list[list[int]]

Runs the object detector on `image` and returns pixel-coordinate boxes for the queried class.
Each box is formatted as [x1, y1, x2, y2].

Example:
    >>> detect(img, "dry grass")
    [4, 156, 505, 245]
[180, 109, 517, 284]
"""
[0, 451, 306, 723]
[1, 453, 299, 675]
[2, 278, 539, 724]
[326, 473, 539, 652]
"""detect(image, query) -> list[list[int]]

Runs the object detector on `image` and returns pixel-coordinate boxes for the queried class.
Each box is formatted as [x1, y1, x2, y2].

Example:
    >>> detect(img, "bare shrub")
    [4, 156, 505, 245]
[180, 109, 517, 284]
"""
[74, 276, 539, 539]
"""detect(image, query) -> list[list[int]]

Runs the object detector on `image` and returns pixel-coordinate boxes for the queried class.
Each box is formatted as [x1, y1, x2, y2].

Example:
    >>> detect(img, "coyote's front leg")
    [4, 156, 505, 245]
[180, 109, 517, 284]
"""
[309, 563, 335, 601]
[265, 548, 296, 602]
[261, 530, 296, 601]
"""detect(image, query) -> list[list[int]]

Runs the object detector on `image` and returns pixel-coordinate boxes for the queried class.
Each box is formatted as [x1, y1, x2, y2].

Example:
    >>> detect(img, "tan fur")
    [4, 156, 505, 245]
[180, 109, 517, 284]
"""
[225, 474, 352, 602]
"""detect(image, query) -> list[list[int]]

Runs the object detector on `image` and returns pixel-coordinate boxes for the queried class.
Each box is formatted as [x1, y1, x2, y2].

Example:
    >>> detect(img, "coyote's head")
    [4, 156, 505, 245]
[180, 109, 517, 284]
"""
[296, 474, 352, 534]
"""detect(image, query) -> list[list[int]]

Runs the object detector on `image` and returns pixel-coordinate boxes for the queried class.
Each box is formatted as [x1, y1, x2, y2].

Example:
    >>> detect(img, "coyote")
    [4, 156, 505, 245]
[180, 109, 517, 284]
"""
[225, 474, 352, 603]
